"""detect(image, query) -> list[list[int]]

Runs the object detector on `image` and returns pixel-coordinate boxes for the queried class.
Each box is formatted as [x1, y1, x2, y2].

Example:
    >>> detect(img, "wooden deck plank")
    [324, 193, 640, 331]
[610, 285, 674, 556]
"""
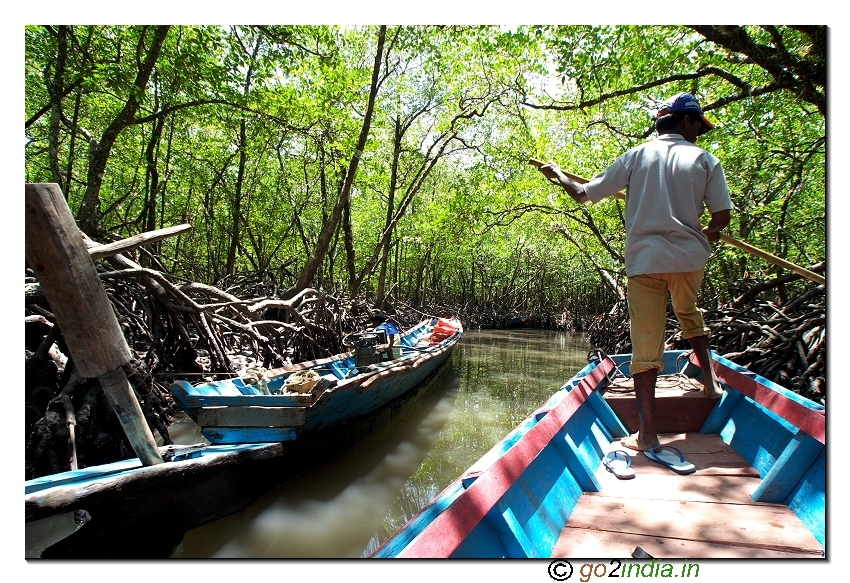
[565, 496, 822, 554]
[636, 453, 760, 476]
[552, 527, 823, 559]
[553, 433, 823, 558]
[619, 432, 736, 453]
[614, 433, 760, 476]
[591, 474, 762, 504]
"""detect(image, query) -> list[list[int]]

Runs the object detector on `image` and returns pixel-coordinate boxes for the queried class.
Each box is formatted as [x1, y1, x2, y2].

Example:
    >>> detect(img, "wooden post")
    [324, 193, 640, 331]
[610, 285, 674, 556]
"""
[25, 183, 163, 466]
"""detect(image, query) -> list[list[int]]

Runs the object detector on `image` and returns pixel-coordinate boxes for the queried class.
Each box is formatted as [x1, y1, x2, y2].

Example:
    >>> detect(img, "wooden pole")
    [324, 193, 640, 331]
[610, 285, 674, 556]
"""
[712, 235, 825, 286]
[25, 183, 163, 466]
[529, 159, 826, 286]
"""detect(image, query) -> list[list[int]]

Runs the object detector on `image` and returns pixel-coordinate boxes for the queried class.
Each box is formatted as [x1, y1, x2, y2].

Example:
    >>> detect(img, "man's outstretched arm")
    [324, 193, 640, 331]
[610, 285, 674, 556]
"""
[537, 162, 590, 203]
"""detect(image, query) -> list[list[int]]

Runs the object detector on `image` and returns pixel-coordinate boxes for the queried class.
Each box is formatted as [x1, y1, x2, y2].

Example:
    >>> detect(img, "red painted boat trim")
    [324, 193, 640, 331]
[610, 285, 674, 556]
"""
[706, 356, 825, 445]
[398, 358, 615, 558]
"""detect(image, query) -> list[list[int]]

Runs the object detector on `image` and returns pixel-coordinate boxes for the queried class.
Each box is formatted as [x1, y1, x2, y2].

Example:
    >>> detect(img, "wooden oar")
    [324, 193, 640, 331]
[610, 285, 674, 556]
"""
[528, 159, 825, 285]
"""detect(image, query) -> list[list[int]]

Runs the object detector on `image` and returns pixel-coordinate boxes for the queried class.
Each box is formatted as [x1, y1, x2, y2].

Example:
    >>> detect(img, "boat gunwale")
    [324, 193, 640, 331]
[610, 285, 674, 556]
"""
[700, 352, 825, 444]
[373, 350, 825, 559]
[384, 357, 616, 558]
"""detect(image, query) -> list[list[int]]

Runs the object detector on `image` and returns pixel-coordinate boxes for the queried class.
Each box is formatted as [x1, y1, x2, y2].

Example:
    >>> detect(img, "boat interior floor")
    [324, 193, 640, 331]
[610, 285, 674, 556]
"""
[551, 433, 824, 559]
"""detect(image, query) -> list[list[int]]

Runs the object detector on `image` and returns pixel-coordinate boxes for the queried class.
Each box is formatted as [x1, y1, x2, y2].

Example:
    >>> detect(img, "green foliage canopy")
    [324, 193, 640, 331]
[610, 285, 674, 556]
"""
[25, 24, 825, 315]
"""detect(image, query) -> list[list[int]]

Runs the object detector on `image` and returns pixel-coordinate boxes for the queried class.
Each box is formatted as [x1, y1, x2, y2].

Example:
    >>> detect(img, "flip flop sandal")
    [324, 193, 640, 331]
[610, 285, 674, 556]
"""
[644, 445, 696, 475]
[603, 449, 636, 480]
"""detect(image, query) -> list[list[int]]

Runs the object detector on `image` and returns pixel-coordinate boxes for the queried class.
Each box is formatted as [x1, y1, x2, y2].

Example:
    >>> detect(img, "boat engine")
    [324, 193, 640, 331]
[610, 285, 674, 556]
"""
[348, 329, 389, 370]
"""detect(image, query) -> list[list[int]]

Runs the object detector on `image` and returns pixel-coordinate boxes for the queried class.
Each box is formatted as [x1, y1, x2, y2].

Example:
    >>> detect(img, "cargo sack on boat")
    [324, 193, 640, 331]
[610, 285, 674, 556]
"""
[282, 370, 321, 394]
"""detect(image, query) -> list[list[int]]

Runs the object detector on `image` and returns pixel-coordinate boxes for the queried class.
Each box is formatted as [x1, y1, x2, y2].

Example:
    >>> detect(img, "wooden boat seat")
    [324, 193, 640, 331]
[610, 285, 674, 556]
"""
[602, 376, 718, 434]
[551, 433, 824, 559]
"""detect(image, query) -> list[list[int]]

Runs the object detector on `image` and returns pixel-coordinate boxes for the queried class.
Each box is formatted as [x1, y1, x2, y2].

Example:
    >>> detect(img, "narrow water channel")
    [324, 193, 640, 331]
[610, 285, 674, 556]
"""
[171, 329, 593, 558]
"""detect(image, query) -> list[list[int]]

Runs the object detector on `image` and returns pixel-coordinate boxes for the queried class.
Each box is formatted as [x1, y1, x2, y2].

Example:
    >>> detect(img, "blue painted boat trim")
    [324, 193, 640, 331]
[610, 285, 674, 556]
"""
[24, 443, 277, 495]
[752, 432, 824, 504]
[700, 353, 826, 547]
[369, 481, 466, 557]
[372, 350, 826, 557]
[786, 447, 826, 547]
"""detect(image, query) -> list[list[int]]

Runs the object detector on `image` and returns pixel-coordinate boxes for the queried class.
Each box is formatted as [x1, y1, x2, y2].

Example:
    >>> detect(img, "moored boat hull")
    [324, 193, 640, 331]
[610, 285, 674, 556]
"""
[26, 318, 463, 558]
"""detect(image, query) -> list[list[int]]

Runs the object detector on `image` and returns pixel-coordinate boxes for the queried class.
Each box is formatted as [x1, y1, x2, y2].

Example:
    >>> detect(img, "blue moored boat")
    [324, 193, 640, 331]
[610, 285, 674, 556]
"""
[170, 317, 462, 444]
[371, 350, 825, 559]
[26, 317, 463, 558]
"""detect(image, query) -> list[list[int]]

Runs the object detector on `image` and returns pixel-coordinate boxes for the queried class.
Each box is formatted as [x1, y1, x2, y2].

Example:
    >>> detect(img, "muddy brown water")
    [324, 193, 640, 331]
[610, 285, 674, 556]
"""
[25, 330, 593, 560]
[170, 329, 593, 558]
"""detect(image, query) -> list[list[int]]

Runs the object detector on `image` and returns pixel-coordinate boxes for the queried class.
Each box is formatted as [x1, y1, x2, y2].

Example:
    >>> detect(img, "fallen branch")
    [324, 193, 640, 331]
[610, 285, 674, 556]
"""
[87, 224, 192, 260]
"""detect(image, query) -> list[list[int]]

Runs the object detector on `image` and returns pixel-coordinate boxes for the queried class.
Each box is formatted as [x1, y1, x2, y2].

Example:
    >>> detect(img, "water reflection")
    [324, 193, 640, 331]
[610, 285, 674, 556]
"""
[172, 330, 591, 558]
[173, 367, 461, 558]
[364, 330, 592, 554]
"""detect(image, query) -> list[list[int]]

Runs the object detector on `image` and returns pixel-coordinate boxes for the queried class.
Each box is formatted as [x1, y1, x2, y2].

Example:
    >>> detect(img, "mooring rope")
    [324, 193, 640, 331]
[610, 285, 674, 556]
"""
[587, 349, 705, 394]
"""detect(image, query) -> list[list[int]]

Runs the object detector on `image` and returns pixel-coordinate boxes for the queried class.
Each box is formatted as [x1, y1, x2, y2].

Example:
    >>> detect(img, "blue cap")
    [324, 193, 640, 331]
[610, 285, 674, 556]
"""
[656, 92, 715, 134]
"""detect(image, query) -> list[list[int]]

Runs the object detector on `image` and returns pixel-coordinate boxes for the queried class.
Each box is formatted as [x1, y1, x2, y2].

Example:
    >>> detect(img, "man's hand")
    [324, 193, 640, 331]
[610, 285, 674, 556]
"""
[702, 225, 721, 242]
[529, 158, 589, 203]
[536, 162, 564, 184]
[702, 209, 731, 242]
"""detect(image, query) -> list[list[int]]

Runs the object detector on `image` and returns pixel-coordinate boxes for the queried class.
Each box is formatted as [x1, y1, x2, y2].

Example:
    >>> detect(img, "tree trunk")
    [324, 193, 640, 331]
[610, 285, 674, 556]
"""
[226, 118, 248, 275]
[288, 25, 387, 298]
[64, 83, 84, 198]
[343, 201, 356, 291]
[47, 26, 69, 187]
[77, 25, 171, 237]
[141, 92, 167, 267]
[375, 119, 402, 306]
[226, 35, 262, 276]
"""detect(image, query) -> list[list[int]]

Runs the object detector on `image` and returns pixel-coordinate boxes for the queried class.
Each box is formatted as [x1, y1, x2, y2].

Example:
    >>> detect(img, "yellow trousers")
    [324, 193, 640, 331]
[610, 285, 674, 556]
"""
[627, 270, 711, 374]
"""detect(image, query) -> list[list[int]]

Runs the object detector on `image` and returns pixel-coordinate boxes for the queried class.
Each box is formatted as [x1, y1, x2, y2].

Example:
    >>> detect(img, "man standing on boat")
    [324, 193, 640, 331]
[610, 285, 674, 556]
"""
[535, 92, 733, 452]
